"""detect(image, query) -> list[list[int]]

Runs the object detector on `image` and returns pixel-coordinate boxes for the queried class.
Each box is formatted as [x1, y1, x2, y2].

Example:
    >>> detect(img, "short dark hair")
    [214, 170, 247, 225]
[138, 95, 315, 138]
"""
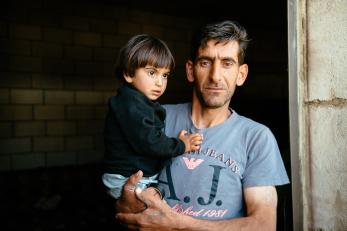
[114, 34, 175, 80]
[190, 20, 250, 64]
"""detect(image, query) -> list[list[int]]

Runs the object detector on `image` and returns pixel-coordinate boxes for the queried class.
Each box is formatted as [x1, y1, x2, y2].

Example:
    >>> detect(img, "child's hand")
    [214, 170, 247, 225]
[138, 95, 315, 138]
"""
[178, 130, 203, 153]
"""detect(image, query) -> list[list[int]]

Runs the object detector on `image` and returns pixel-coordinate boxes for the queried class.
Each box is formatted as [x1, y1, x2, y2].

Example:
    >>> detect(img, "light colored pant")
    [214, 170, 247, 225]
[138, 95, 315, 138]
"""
[102, 173, 158, 199]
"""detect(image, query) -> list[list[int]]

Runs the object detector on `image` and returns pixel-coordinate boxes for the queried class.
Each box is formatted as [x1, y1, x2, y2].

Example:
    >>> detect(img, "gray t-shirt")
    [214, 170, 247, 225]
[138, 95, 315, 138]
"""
[158, 103, 289, 220]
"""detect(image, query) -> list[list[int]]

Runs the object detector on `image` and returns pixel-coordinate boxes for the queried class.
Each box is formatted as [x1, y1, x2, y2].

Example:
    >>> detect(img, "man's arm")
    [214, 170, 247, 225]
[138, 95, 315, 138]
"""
[116, 174, 278, 231]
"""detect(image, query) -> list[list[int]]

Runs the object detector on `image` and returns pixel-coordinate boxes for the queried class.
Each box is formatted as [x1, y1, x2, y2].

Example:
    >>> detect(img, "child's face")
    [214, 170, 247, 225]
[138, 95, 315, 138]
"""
[124, 65, 170, 101]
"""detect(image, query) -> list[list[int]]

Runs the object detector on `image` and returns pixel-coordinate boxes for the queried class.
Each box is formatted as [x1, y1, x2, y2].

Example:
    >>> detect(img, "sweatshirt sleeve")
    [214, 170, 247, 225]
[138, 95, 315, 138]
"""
[111, 95, 185, 158]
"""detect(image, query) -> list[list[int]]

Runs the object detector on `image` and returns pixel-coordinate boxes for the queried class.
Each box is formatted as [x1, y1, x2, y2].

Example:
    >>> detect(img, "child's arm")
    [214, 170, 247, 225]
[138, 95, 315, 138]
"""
[178, 130, 203, 153]
[112, 95, 187, 157]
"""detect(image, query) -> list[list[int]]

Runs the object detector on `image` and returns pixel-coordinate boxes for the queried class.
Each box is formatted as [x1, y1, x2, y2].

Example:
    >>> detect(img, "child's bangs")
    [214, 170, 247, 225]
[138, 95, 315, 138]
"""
[138, 46, 174, 70]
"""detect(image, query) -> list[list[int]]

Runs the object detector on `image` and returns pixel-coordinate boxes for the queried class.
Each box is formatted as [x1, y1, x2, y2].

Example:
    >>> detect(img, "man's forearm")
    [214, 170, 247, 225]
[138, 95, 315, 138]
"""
[172, 207, 276, 231]
[116, 184, 277, 231]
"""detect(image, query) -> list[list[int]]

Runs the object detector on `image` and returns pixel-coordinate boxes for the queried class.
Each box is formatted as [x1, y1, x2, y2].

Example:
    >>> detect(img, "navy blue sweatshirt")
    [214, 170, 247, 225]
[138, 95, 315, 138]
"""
[103, 84, 185, 177]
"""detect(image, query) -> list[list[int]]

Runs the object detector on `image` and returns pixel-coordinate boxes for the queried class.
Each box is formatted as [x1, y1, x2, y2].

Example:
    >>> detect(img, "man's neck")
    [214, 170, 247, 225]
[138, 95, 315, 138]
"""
[191, 98, 231, 129]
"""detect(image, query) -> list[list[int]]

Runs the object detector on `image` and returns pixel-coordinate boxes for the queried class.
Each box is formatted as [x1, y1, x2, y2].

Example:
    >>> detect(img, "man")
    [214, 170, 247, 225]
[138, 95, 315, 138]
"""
[115, 20, 289, 230]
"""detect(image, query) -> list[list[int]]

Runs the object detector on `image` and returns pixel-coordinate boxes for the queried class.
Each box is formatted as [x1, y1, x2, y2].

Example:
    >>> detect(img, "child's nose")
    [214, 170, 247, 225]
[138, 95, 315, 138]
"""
[155, 77, 163, 86]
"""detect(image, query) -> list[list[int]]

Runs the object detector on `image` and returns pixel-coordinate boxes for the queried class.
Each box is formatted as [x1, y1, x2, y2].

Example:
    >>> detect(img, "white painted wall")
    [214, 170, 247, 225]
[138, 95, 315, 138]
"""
[289, 0, 347, 230]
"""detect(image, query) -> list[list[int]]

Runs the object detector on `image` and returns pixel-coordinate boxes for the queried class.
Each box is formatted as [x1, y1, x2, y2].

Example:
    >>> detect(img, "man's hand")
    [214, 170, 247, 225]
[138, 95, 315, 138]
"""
[116, 187, 182, 231]
[115, 170, 147, 213]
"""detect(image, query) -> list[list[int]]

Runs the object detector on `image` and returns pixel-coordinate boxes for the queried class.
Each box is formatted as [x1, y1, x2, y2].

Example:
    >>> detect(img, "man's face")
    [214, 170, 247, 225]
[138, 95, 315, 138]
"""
[186, 40, 248, 109]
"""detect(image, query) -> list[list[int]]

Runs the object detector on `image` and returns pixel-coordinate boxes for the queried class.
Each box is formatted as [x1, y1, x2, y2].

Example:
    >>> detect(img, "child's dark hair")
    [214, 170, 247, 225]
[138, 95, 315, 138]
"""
[115, 34, 175, 80]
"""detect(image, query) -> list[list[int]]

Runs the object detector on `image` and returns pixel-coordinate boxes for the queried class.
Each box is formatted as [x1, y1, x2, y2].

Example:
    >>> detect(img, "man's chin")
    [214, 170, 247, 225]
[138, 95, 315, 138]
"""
[202, 100, 228, 109]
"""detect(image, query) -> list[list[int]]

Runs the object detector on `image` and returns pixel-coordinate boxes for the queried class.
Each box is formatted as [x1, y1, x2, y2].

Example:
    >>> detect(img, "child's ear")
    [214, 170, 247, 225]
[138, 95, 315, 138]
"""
[123, 74, 133, 83]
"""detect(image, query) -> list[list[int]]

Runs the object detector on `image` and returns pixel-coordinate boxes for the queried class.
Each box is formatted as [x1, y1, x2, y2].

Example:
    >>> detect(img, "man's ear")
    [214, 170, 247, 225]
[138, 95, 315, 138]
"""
[186, 60, 194, 83]
[123, 74, 133, 83]
[236, 64, 248, 86]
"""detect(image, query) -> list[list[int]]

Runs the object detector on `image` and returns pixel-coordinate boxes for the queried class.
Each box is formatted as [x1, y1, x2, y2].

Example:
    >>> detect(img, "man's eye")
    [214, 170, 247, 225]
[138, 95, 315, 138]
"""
[224, 62, 233, 67]
[200, 60, 210, 67]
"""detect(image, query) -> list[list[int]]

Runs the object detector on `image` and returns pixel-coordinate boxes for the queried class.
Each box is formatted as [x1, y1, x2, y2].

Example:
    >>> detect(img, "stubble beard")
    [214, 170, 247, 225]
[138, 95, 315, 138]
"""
[195, 87, 233, 109]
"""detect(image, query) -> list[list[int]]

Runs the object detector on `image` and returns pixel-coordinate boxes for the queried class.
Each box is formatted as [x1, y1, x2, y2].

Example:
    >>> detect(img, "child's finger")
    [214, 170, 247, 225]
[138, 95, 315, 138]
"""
[189, 134, 203, 140]
[191, 136, 203, 143]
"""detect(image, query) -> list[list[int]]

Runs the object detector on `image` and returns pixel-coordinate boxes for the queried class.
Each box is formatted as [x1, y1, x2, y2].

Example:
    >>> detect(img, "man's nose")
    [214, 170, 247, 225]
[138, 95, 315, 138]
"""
[210, 63, 221, 82]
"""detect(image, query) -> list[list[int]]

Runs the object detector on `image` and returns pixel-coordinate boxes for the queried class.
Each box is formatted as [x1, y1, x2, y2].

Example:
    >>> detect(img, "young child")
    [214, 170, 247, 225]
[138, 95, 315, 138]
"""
[102, 34, 203, 199]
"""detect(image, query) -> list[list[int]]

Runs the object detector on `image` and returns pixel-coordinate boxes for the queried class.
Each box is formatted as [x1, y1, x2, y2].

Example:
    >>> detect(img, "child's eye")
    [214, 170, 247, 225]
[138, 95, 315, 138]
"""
[148, 70, 155, 76]
[162, 73, 170, 79]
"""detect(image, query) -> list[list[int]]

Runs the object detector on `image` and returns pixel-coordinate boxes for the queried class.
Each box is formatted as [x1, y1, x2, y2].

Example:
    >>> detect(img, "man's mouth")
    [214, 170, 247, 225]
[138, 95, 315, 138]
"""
[205, 87, 224, 93]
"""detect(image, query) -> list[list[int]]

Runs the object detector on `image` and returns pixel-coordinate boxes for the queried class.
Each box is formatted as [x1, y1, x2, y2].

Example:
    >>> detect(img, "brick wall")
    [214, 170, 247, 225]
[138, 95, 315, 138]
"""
[0, 0, 199, 171]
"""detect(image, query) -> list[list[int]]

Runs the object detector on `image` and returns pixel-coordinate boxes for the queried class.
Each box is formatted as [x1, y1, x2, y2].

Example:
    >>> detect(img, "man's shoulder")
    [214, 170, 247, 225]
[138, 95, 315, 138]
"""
[233, 111, 269, 133]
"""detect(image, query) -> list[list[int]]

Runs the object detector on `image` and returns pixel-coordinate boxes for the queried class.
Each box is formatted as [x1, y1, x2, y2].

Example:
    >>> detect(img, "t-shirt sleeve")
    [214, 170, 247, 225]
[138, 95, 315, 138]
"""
[242, 126, 289, 188]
